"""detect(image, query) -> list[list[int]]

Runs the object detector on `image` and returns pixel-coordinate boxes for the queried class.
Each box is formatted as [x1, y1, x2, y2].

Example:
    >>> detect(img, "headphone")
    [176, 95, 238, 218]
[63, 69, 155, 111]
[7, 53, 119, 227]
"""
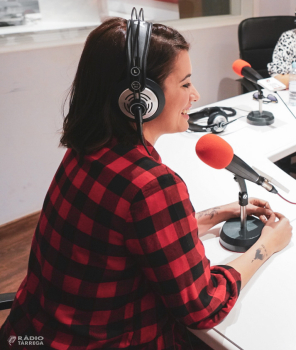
[188, 106, 237, 133]
[115, 8, 165, 154]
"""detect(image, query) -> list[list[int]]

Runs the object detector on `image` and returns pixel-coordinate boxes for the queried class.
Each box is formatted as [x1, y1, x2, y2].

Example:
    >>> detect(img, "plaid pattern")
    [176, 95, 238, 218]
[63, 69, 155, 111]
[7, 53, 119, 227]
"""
[0, 139, 241, 349]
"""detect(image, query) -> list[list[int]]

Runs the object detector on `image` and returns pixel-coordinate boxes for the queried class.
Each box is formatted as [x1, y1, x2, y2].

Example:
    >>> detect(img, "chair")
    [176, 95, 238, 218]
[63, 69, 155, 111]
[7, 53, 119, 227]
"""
[238, 16, 296, 92]
[0, 292, 16, 311]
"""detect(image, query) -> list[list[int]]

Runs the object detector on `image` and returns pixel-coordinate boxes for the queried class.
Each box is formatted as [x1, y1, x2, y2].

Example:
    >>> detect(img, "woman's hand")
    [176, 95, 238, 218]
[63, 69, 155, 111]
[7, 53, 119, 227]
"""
[196, 197, 273, 236]
[260, 212, 292, 254]
[246, 197, 273, 222]
[274, 74, 289, 89]
[223, 197, 273, 223]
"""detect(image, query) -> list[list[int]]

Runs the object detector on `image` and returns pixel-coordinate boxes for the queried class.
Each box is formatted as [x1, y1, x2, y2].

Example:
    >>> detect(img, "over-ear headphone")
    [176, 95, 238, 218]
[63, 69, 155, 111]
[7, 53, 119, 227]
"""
[188, 106, 237, 133]
[114, 8, 165, 154]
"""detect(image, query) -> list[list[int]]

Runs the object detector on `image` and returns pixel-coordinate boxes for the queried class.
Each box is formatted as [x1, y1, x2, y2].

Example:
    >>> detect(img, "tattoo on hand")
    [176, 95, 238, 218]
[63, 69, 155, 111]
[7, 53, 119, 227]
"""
[252, 244, 268, 262]
[197, 207, 220, 220]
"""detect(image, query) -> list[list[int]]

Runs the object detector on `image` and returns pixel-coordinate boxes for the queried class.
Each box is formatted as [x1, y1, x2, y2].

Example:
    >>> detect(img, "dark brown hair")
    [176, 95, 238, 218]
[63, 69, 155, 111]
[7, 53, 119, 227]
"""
[60, 17, 189, 154]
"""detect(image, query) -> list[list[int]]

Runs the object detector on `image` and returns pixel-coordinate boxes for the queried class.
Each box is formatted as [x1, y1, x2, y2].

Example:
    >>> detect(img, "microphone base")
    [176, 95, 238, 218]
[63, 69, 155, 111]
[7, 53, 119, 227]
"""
[219, 216, 264, 252]
[247, 110, 274, 125]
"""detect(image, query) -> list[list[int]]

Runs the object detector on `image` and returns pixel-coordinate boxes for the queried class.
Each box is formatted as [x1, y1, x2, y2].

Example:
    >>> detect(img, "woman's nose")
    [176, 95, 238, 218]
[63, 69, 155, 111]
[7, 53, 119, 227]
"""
[190, 85, 200, 102]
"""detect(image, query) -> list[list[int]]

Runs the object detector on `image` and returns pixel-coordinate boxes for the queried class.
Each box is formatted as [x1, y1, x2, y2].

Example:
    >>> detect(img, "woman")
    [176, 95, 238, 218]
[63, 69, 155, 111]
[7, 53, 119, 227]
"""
[267, 29, 296, 88]
[0, 16, 292, 349]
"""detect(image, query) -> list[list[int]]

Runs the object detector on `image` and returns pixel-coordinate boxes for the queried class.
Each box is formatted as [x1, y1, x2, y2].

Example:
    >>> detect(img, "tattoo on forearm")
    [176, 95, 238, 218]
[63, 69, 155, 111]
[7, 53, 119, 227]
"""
[252, 244, 268, 262]
[197, 207, 220, 220]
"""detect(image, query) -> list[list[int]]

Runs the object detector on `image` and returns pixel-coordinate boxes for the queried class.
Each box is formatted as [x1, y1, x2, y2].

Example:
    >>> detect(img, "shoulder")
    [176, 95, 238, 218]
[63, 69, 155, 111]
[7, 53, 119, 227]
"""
[278, 30, 296, 42]
[125, 150, 185, 196]
[80, 141, 186, 196]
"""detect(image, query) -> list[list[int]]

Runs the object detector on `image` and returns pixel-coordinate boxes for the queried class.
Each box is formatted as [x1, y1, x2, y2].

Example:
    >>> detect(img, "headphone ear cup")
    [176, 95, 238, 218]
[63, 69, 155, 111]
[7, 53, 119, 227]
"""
[144, 78, 165, 121]
[207, 110, 227, 125]
[115, 78, 165, 122]
[208, 112, 228, 134]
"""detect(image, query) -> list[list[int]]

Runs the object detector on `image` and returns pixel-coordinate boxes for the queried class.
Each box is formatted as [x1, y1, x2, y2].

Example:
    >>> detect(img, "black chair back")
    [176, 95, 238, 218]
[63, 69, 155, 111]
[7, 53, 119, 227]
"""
[239, 16, 296, 78]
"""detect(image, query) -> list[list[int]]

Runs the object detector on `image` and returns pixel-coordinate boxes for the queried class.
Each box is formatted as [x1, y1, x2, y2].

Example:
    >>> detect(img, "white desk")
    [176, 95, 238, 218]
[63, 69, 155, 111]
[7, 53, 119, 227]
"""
[155, 90, 296, 350]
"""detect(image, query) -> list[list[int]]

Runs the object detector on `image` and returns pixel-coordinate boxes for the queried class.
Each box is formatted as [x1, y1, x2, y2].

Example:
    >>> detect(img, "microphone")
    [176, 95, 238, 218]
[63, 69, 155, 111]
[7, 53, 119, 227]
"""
[232, 59, 263, 85]
[232, 59, 286, 91]
[195, 134, 275, 252]
[195, 134, 278, 194]
[232, 59, 275, 126]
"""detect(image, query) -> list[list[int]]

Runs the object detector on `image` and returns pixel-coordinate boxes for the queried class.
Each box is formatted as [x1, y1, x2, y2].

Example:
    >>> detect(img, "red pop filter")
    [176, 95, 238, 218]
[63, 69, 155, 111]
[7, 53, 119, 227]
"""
[195, 134, 234, 169]
[232, 59, 251, 77]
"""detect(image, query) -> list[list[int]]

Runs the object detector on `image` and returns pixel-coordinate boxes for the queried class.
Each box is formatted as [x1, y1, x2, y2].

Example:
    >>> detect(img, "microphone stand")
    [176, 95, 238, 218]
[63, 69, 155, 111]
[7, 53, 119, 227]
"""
[247, 86, 274, 125]
[219, 175, 265, 252]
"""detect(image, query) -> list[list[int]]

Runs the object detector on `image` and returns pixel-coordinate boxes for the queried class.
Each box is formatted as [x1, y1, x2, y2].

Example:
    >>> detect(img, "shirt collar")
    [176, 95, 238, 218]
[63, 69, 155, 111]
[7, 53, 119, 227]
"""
[136, 139, 162, 164]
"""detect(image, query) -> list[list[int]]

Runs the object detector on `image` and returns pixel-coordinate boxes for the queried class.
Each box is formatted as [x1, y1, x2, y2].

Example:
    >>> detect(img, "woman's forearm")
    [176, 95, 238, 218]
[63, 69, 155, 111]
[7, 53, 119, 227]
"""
[197, 202, 292, 290]
[274, 74, 289, 89]
[227, 212, 292, 290]
[196, 203, 236, 236]
[226, 240, 270, 289]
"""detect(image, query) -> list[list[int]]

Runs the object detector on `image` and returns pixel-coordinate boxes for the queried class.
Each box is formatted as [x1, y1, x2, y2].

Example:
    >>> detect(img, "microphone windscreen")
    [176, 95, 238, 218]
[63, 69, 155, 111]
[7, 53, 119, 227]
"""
[195, 134, 234, 169]
[232, 59, 251, 77]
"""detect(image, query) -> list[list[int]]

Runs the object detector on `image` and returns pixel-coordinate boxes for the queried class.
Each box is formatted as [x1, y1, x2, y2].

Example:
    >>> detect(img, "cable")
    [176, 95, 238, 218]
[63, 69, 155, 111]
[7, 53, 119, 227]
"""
[277, 193, 296, 204]
[133, 105, 151, 156]
[275, 91, 296, 119]
[220, 114, 246, 127]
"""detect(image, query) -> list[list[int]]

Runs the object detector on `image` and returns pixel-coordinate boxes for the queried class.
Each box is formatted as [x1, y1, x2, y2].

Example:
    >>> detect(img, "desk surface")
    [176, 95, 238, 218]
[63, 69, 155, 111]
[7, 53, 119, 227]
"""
[155, 90, 296, 350]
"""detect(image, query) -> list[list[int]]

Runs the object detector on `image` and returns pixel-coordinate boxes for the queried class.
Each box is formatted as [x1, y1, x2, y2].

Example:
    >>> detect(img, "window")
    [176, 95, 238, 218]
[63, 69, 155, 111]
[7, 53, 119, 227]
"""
[0, 0, 253, 51]
[179, 0, 238, 19]
[0, 0, 40, 27]
[107, 0, 250, 22]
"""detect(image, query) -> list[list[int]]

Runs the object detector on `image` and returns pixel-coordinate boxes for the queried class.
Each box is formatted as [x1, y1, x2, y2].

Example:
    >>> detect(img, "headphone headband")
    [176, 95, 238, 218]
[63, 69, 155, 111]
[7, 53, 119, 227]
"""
[126, 18, 152, 93]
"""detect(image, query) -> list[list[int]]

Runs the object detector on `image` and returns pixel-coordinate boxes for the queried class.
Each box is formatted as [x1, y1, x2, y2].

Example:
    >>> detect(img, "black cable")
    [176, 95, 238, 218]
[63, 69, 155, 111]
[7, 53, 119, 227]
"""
[220, 114, 246, 127]
[275, 91, 296, 119]
[133, 105, 151, 156]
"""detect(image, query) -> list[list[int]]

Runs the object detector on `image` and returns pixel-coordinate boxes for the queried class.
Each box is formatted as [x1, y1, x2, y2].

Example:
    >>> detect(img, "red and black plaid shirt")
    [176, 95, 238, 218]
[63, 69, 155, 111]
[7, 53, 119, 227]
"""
[0, 138, 241, 349]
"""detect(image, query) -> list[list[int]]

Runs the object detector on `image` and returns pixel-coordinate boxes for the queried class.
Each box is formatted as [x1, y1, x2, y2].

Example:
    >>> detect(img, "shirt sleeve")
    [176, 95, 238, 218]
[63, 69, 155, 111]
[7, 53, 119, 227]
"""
[125, 172, 241, 329]
[267, 30, 296, 76]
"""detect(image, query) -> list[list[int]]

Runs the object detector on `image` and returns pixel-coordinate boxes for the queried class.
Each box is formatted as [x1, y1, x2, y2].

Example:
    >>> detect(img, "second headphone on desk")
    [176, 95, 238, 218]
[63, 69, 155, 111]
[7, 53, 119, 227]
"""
[188, 106, 237, 133]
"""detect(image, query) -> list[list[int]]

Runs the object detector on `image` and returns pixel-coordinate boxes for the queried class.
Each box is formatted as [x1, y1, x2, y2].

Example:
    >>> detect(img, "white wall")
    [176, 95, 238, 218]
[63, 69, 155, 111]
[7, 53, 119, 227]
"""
[0, 0, 294, 225]
[0, 45, 82, 225]
[38, 0, 103, 22]
[253, 0, 295, 17]
[185, 24, 241, 106]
